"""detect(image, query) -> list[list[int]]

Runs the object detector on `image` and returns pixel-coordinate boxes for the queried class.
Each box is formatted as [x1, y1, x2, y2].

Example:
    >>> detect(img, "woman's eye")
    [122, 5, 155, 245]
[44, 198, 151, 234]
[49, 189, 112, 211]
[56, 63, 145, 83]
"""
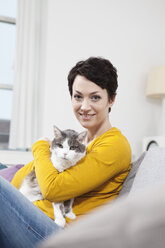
[91, 95, 101, 101]
[74, 94, 82, 101]
[57, 143, 63, 148]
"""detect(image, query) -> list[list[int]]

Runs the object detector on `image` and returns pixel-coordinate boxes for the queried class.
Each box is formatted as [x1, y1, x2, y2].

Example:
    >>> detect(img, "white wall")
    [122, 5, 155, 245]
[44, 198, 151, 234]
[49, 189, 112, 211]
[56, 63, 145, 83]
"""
[41, 0, 165, 159]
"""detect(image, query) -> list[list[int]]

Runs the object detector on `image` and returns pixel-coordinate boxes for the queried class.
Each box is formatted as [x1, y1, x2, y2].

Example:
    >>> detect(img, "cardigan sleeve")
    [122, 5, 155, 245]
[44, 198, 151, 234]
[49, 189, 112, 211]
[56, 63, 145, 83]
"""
[33, 138, 131, 202]
[11, 160, 35, 189]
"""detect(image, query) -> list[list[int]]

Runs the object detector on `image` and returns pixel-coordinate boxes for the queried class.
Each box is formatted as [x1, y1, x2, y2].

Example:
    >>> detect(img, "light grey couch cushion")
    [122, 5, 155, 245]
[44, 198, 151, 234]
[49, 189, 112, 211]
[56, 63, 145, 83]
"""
[129, 147, 165, 195]
[40, 182, 165, 248]
[119, 152, 146, 197]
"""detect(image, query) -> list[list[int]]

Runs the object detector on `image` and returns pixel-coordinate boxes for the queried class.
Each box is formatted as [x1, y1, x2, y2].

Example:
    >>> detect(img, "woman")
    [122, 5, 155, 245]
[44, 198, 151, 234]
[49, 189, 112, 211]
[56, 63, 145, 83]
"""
[0, 57, 131, 248]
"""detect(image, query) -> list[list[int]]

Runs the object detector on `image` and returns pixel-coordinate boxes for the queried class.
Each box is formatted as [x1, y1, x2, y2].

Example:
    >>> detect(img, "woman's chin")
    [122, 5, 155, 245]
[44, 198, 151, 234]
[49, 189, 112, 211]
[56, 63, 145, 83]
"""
[79, 120, 94, 129]
[76, 115, 96, 129]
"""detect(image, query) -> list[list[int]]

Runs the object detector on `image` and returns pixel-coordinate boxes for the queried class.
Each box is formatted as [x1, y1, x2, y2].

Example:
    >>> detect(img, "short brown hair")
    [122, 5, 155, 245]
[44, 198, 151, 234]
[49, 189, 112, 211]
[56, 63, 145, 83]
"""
[67, 57, 118, 101]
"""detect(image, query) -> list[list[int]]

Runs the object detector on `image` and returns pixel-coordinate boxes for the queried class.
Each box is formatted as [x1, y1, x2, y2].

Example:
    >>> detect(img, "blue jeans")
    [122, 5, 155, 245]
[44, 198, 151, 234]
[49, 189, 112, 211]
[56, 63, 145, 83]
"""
[0, 176, 61, 248]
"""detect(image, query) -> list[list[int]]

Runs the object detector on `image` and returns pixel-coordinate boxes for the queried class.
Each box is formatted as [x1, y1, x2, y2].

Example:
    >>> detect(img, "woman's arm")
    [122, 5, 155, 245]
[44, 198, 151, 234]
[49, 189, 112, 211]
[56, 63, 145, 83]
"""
[33, 139, 131, 202]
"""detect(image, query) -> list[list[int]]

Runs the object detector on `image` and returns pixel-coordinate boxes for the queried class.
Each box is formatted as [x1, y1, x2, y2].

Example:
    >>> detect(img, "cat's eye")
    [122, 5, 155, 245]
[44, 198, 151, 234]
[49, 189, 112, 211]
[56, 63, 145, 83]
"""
[57, 143, 63, 148]
[70, 146, 78, 150]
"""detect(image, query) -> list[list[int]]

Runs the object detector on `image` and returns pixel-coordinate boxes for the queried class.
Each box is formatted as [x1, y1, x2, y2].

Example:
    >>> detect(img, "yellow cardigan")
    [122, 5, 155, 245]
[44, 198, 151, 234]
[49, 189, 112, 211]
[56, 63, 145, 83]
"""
[11, 127, 131, 224]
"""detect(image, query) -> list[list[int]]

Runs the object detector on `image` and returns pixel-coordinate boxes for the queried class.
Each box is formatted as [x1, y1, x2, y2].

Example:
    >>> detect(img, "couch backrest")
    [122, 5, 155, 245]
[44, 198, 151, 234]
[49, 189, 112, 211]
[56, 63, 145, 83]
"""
[119, 147, 165, 197]
[118, 152, 146, 197]
[129, 147, 165, 195]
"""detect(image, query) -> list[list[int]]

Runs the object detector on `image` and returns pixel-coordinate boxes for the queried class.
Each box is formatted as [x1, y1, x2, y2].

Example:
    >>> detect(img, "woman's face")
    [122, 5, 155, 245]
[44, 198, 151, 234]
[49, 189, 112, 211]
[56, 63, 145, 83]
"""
[72, 75, 114, 131]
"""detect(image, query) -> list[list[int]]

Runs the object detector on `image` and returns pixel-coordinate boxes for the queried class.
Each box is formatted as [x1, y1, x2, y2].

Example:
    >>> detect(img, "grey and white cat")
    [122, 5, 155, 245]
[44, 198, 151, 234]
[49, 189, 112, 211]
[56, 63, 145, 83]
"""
[19, 125, 87, 228]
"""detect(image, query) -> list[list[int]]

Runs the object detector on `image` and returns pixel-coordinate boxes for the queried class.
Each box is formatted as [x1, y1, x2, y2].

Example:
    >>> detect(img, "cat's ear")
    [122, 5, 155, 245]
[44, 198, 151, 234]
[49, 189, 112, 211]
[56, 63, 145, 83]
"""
[77, 131, 87, 144]
[53, 125, 62, 139]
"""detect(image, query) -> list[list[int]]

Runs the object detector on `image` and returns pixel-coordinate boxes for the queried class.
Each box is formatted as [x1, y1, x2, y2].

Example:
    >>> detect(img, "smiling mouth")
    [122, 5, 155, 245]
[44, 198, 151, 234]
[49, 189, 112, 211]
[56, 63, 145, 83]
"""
[79, 113, 95, 120]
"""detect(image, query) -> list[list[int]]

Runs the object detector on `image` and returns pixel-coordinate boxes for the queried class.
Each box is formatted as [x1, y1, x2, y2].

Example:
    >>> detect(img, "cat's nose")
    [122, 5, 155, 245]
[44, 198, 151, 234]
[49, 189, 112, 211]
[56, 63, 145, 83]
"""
[64, 153, 67, 157]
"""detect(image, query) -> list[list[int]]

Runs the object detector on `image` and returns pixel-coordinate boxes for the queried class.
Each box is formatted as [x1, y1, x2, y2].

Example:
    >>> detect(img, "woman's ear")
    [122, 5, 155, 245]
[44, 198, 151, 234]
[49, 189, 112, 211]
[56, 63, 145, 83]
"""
[109, 94, 116, 108]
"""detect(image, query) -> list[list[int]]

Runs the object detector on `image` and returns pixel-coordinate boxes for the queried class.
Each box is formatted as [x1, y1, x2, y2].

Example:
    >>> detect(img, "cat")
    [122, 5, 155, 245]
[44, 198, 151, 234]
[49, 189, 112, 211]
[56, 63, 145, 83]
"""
[19, 125, 87, 228]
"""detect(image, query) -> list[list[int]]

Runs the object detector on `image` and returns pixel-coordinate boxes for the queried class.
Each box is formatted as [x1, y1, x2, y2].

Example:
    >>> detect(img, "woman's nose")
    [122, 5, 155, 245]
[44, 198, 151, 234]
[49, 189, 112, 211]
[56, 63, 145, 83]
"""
[80, 99, 91, 111]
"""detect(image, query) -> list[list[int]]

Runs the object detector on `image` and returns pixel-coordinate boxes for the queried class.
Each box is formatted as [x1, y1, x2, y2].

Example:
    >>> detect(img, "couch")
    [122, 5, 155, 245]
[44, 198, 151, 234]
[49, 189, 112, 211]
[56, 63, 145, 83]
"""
[39, 147, 165, 248]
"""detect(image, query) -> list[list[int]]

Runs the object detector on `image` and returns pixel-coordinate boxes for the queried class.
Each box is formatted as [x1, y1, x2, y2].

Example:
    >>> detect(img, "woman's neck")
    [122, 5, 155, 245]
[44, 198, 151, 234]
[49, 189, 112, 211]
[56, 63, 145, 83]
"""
[86, 121, 112, 144]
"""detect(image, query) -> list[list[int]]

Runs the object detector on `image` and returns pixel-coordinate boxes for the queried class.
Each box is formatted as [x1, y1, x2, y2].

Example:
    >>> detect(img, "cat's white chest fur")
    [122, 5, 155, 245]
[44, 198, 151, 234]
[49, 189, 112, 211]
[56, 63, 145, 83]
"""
[51, 155, 72, 172]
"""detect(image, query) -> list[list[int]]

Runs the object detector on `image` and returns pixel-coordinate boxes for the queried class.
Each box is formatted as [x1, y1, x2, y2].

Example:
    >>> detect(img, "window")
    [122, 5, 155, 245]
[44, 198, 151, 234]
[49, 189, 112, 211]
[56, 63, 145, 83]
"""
[0, 0, 17, 149]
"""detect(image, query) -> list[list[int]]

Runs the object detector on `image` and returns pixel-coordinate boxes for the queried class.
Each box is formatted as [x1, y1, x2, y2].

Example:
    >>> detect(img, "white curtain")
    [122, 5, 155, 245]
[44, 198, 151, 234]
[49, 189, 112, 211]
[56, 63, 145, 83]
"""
[9, 0, 46, 149]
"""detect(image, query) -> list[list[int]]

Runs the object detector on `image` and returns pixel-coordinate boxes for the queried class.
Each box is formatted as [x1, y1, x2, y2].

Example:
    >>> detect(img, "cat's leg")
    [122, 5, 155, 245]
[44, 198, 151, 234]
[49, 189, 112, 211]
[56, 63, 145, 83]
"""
[19, 180, 43, 202]
[52, 202, 66, 228]
[64, 198, 76, 220]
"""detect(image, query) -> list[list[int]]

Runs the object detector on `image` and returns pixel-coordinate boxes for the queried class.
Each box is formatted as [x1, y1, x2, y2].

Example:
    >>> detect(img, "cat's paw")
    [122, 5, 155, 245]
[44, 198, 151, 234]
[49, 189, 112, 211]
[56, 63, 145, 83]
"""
[65, 212, 76, 220]
[54, 217, 66, 228]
